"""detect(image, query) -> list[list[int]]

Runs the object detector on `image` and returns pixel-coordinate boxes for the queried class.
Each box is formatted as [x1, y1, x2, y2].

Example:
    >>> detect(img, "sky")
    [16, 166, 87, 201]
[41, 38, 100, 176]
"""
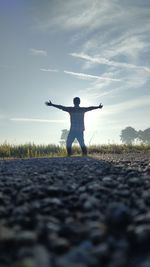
[0, 0, 150, 145]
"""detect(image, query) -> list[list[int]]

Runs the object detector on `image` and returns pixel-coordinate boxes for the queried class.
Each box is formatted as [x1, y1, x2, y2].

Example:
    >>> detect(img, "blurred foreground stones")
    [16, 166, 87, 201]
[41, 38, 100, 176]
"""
[0, 153, 150, 267]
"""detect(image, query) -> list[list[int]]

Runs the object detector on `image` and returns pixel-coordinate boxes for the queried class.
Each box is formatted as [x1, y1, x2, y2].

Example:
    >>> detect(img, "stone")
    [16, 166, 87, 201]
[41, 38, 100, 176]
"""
[105, 203, 132, 234]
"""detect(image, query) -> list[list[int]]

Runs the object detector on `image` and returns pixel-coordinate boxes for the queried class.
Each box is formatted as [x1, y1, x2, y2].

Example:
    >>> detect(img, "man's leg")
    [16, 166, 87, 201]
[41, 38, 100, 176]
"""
[66, 131, 75, 156]
[76, 131, 87, 156]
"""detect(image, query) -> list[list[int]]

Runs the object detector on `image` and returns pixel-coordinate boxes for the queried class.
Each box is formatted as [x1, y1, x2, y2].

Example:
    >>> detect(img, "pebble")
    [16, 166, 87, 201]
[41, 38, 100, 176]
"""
[105, 203, 132, 234]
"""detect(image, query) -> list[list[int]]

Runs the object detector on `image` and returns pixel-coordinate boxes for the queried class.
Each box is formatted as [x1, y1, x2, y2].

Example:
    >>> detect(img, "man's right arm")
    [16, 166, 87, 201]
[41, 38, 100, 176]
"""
[45, 100, 68, 111]
[84, 103, 103, 112]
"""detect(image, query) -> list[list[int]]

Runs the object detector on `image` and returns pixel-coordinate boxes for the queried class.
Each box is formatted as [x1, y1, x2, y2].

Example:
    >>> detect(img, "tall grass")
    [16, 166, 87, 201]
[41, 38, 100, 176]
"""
[0, 143, 65, 159]
[89, 144, 150, 154]
[0, 143, 150, 159]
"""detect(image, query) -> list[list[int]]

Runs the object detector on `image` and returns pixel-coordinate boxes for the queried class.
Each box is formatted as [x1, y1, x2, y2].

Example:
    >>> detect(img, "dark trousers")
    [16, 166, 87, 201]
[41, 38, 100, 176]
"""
[66, 130, 87, 156]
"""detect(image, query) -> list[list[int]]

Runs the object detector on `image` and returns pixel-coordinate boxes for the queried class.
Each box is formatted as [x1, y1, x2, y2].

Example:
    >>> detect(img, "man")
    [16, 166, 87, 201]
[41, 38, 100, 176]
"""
[45, 97, 103, 156]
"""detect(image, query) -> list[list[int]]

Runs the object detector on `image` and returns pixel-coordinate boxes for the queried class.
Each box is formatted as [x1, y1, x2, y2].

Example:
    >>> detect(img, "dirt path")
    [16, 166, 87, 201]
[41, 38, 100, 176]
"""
[0, 154, 150, 267]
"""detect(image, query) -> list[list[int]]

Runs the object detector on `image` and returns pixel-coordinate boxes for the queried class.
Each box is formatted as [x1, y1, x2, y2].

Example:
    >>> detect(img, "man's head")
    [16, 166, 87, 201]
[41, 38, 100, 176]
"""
[73, 97, 80, 106]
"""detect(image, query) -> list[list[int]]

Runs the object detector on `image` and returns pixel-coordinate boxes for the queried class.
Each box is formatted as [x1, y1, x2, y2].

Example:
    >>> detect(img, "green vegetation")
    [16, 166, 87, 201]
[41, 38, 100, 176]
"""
[120, 127, 150, 144]
[0, 143, 150, 159]
[89, 144, 150, 154]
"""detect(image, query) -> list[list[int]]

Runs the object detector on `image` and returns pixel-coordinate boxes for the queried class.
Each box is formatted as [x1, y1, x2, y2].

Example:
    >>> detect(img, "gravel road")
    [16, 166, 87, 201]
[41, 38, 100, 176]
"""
[0, 154, 150, 267]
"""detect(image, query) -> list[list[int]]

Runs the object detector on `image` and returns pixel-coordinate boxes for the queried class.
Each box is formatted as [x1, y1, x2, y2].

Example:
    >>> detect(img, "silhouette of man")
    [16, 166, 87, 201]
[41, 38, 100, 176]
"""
[45, 97, 103, 156]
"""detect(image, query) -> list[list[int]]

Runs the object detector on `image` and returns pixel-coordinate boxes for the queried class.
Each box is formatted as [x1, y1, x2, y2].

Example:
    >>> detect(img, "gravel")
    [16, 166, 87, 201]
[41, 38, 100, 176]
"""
[0, 154, 150, 267]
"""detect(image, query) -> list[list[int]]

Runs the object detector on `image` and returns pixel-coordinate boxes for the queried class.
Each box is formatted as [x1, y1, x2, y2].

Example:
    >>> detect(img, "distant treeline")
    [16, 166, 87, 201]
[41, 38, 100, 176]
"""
[120, 127, 150, 144]
[0, 143, 150, 159]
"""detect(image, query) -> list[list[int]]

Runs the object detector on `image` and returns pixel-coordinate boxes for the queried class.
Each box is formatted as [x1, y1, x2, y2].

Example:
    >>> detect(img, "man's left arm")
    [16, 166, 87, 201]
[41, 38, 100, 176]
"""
[85, 103, 103, 112]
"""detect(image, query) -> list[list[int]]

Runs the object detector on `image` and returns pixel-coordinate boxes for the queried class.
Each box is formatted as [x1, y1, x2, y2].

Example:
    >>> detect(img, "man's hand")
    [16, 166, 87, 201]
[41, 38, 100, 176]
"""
[99, 103, 103, 109]
[45, 100, 52, 106]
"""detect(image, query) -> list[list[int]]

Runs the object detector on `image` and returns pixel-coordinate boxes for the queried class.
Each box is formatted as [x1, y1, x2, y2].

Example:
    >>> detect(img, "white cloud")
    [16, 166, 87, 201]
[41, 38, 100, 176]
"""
[81, 70, 149, 103]
[104, 95, 150, 115]
[40, 68, 58, 72]
[99, 35, 150, 61]
[32, 0, 150, 45]
[10, 118, 67, 123]
[64, 70, 121, 81]
[70, 52, 150, 74]
[29, 48, 47, 56]
[33, 0, 127, 32]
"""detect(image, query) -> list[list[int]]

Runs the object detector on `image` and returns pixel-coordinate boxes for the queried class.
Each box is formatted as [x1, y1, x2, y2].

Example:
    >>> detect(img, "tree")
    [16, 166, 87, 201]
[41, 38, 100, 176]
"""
[120, 127, 137, 144]
[59, 129, 78, 146]
[138, 128, 150, 144]
[59, 129, 69, 146]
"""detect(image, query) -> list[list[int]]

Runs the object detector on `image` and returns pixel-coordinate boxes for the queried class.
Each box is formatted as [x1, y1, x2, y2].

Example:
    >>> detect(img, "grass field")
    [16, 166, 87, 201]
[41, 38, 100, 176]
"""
[0, 143, 150, 159]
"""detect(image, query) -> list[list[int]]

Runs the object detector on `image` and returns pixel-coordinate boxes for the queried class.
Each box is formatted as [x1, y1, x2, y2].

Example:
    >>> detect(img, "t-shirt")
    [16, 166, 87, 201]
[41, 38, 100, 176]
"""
[60, 106, 90, 131]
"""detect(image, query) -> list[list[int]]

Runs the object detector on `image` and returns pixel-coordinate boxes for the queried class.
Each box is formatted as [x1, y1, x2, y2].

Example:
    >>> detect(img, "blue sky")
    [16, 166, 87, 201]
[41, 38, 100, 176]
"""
[0, 0, 150, 145]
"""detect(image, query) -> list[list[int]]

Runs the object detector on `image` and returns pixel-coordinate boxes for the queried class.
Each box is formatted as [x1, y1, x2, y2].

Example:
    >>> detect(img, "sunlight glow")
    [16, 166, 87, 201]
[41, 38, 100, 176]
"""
[80, 98, 100, 131]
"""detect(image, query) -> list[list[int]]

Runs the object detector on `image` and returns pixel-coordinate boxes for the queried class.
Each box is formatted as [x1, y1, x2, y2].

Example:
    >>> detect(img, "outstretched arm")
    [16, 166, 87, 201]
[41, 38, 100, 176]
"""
[45, 100, 68, 111]
[85, 103, 103, 112]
